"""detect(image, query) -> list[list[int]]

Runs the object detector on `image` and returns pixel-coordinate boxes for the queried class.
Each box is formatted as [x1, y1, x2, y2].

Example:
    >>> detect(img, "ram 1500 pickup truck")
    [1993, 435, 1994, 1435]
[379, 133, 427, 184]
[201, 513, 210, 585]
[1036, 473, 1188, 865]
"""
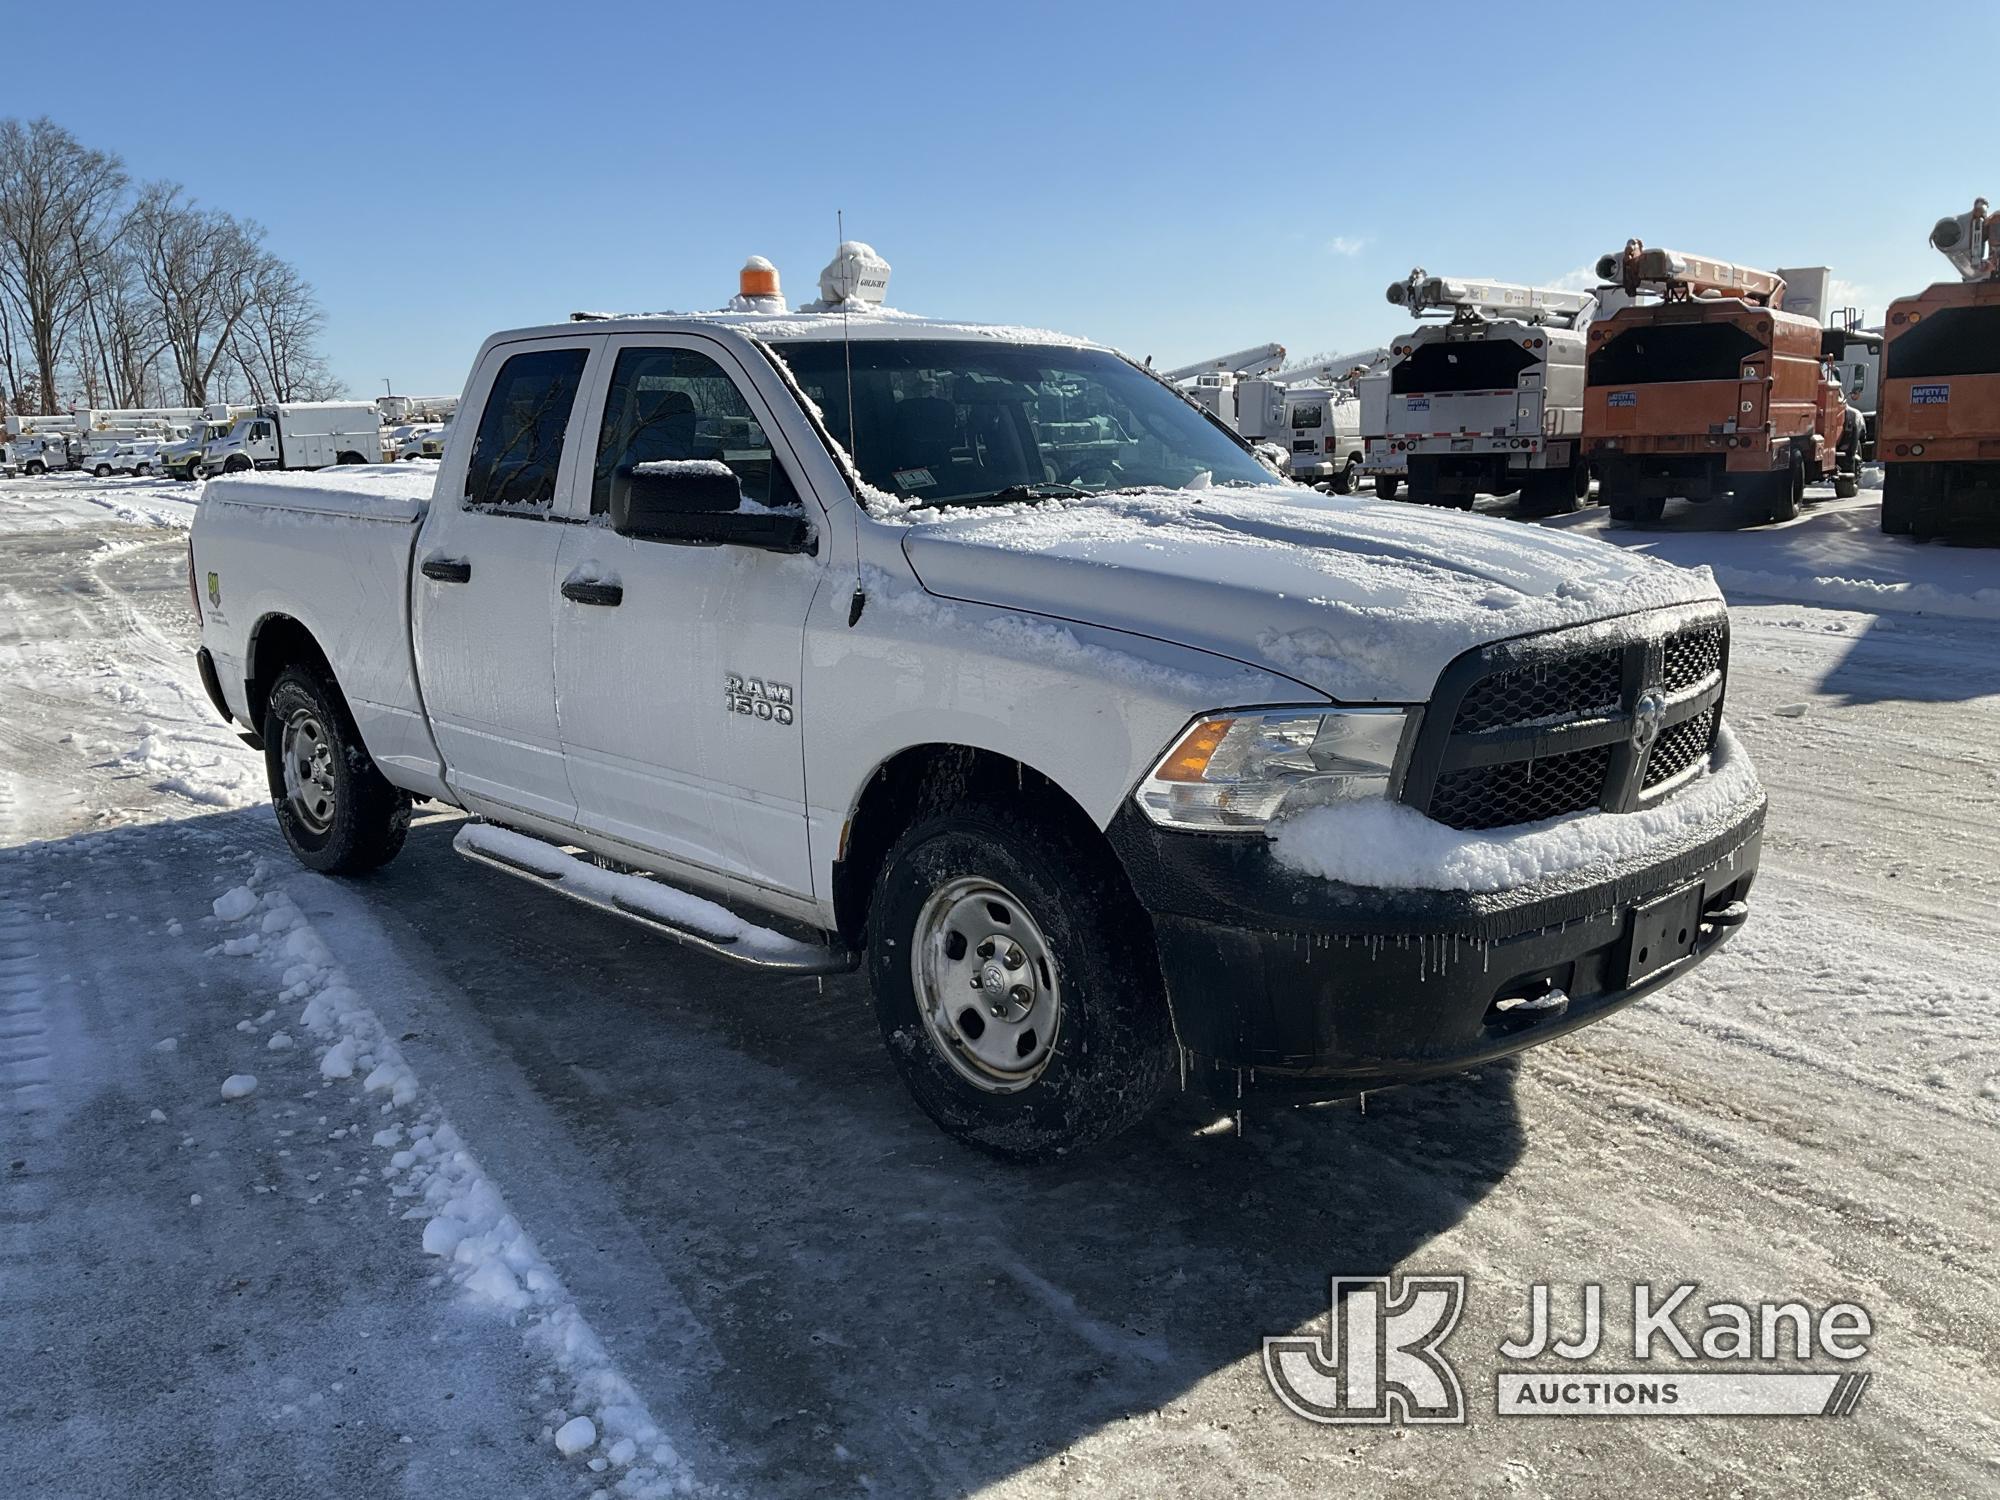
[188, 297, 1767, 1158]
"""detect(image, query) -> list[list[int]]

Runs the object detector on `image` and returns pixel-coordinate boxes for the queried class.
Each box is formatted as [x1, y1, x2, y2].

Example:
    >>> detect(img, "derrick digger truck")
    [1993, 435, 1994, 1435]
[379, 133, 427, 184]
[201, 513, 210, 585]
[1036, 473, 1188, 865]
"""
[1373, 271, 1596, 515]
[1584, 242, 1849, 526]
[1878, 199, 2000, 539]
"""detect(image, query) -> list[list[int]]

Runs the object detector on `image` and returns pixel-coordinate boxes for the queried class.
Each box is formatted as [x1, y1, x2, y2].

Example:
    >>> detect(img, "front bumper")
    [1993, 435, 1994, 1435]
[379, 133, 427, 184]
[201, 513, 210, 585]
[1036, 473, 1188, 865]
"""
[1107, 796, 1764, 1094]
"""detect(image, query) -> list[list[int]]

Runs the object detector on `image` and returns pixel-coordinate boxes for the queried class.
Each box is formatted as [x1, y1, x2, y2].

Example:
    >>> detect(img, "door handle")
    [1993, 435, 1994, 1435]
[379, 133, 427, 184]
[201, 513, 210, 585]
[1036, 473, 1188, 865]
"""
[561, 579, 624, 607]
[421, 557, 472, 583]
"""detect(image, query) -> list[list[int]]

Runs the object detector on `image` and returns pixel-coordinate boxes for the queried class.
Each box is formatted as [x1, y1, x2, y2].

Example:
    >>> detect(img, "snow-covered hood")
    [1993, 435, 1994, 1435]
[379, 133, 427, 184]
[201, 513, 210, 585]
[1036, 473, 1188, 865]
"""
[898, 485, 1723, 703]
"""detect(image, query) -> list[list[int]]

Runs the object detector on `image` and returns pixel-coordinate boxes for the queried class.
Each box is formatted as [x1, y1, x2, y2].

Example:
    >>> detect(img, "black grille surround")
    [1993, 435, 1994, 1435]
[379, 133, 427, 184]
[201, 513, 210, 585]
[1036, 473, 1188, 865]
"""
[1401, 607, 1730, 832]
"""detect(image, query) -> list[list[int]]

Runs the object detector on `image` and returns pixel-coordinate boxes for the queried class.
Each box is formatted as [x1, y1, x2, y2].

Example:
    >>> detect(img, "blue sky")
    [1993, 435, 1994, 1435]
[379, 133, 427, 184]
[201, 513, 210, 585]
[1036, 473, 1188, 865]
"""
[10, 0, 1993, 396]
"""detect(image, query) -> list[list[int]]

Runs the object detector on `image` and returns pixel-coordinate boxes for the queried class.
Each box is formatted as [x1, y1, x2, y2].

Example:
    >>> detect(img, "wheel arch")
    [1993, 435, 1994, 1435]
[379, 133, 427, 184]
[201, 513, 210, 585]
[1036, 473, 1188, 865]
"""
[244, 612, 339, 732]
[831, 742, 1135, 950]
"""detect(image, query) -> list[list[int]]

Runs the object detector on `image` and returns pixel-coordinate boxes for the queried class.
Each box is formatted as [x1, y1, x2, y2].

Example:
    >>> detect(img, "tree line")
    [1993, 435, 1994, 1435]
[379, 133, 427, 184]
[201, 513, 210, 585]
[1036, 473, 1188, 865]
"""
[0, 117, 340, 417]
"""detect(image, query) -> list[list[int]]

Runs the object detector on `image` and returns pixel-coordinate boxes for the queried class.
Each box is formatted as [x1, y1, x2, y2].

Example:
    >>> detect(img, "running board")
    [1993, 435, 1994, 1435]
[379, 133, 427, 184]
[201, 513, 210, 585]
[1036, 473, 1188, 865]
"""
[453, 822, 858, 976]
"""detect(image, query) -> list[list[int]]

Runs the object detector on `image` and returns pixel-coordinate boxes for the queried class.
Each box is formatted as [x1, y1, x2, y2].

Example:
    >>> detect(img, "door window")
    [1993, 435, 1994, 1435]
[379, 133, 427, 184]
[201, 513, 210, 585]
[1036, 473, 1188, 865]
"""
[465, 347, 590, 511]
[591, 346, 801, 515]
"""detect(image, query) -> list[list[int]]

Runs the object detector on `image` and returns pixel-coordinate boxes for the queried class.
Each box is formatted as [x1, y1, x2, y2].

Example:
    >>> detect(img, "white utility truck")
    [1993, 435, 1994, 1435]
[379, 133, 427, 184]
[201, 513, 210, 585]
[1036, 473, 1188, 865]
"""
[1357, 367, 1407, 498]
[188, 252, 1766, 1159]
[200, 401, 381, 474]
[1376, 270, 1596, 514]
[1276, 383, 1365, 492]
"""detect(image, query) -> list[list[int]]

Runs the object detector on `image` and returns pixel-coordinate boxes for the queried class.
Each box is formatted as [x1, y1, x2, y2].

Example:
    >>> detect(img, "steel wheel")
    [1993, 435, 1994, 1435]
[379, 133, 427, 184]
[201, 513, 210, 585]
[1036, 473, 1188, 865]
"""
[280, 707, 337, 835]
[911, 876, 1062, 1093]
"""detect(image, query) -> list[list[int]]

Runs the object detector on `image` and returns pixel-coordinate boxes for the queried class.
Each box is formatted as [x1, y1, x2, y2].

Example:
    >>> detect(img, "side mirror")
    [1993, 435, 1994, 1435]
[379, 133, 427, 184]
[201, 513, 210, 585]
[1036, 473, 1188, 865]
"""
[611, 463, 814, 553]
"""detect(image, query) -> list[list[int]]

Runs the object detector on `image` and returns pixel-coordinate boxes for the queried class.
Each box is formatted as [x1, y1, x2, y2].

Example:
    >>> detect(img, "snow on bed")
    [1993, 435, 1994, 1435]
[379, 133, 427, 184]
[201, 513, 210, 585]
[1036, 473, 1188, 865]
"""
[1272, 723, 1762, 892]
[202, 464, 435, 522]
[206, 865, 697, 1497]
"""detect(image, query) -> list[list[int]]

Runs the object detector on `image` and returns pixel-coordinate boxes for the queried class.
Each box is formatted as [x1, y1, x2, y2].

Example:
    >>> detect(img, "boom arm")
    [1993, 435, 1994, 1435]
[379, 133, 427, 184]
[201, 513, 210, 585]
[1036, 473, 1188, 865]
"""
[1595, 240, 1784, 305]
[1160, 343, 1288, 382]
[1929, 199, 1999, 281]
[1386, 269, 1595, 327]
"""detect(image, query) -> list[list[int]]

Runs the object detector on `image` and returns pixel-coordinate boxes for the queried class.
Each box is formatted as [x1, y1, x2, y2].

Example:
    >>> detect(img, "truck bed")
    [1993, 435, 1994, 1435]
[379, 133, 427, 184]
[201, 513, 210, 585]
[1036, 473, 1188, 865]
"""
[192, 465, 446, 797]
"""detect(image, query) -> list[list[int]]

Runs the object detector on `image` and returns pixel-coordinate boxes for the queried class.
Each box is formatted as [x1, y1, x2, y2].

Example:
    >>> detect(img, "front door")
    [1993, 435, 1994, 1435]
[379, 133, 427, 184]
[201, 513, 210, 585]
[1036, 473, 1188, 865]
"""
[413, 339, 597, 825]
[552, 334, 823, 898]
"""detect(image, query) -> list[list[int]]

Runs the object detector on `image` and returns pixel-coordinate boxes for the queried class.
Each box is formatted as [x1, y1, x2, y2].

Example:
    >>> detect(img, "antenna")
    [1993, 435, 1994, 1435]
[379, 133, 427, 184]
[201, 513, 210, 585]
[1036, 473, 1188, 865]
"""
[839, 210, 865, 622]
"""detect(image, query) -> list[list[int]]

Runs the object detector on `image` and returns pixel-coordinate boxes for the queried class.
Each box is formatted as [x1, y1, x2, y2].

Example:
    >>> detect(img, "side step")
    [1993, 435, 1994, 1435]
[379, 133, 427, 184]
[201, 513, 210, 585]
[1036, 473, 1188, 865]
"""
[453, 822, 859, 976]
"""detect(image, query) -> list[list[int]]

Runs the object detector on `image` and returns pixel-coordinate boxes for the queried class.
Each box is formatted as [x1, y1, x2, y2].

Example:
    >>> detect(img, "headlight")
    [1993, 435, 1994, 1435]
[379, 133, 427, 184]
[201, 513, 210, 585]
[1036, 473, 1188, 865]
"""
[1135, 708, 1411, 832]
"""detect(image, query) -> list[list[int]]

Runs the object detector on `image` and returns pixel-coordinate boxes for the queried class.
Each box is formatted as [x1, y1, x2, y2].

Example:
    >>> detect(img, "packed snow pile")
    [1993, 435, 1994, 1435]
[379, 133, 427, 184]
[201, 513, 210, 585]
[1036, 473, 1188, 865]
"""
[1272, 724, 1762, 893]
[203, 463, 435, 523]
[1558, 498, 2000, 623]
[205, 865, 698, 1497]
[901, 483, 1720, 701]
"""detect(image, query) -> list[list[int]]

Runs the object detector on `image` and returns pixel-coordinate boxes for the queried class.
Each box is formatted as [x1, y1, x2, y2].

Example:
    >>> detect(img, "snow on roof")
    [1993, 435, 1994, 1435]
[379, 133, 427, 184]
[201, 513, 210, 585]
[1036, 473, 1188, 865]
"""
[531, 306, 1099, 349]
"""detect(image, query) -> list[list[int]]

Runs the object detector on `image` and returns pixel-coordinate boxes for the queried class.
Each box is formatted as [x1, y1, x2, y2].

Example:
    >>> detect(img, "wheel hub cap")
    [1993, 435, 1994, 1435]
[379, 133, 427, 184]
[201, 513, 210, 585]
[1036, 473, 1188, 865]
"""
[911, 876, 1061, 1092]
[281, 708, 337, 834]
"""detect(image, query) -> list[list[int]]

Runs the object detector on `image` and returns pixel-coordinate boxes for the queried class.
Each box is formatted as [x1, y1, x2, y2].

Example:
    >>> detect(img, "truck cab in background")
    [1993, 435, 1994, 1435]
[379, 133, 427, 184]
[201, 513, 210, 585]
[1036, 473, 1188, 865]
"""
[1878, 199, 2000, 540]
[1585, 242, 1846, 527]
[1375, 271, 1595, 516]
[201, 401, 382, 474]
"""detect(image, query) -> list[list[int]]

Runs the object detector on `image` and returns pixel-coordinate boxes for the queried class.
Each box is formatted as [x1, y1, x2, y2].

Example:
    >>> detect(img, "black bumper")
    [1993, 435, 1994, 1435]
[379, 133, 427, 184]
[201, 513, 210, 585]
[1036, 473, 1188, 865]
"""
[1107, 798, 1764, 1094]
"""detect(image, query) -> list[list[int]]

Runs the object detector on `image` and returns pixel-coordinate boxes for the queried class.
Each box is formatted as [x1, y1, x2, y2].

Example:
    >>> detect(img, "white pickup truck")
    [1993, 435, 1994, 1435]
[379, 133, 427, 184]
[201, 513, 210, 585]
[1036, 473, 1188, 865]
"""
[188, 291, 1766, 1158]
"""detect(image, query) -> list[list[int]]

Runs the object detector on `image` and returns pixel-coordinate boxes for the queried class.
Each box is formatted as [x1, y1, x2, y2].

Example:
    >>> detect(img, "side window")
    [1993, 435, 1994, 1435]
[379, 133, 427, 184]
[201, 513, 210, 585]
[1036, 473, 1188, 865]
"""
[464, 347, 590, 511]
[591, 346, 802, 515]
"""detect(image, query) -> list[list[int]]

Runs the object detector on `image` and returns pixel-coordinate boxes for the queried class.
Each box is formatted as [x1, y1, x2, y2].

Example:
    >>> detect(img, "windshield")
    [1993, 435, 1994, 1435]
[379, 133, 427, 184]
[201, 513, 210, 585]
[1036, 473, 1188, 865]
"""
[770, 339, 1272, 507]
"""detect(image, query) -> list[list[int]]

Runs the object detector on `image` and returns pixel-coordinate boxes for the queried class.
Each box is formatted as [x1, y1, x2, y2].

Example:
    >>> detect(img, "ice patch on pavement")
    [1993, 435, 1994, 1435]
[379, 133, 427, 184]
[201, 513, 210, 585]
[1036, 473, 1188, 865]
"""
[207, 861, 697, 1496]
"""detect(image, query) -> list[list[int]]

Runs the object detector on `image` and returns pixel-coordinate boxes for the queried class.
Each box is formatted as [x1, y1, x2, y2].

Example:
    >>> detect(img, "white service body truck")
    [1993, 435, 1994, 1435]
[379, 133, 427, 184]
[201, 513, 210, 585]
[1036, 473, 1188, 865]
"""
[188, 295, 1766, 1158]
[1376, 271, 1595, 513]
[201, 401, 382, 474]
[1277, 384, 1365, 492]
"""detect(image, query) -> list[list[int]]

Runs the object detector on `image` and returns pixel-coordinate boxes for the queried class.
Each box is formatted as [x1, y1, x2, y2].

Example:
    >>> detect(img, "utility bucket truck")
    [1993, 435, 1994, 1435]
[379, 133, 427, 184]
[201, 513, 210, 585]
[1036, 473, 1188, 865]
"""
[1877, 200, 2000, 540]
[1373, 272, 1595, 515]
[1584, 242, 1847, 526]
[201, 402, 383, 475]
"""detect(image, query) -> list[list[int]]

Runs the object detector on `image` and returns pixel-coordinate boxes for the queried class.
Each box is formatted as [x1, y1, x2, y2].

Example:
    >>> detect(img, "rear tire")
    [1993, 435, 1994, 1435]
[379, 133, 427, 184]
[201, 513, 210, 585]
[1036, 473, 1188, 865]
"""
[1374, 475, 1399, 501]
[1757, 453, 1804, 524]
[866, 802, 1173, 1160]
[262, 665, 410, 875]
[1606, 491, 1666, 525]
[1329, 457, 1358, 495]
[24, 460, 45, 477]
[1834, 473, 1860, 500]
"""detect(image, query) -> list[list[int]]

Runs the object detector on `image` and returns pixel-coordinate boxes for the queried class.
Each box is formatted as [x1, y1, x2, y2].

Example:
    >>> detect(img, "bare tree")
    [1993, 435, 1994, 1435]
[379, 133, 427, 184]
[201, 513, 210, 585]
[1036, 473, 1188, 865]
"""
[126, 182, 265, 406]
[233, 253, 343, 402]
[0, 118, 128, 413]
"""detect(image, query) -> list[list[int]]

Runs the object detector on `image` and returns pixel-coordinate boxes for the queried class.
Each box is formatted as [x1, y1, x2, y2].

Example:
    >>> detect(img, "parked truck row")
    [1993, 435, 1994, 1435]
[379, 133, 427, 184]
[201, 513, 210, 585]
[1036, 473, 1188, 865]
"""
[2, 394, 459, 480]
[188, 245, 1767, 1159]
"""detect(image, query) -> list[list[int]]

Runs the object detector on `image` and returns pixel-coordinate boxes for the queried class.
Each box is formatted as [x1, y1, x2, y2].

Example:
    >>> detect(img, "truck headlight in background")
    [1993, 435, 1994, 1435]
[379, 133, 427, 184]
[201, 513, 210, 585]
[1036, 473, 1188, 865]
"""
[1135, 708, 1411, 831]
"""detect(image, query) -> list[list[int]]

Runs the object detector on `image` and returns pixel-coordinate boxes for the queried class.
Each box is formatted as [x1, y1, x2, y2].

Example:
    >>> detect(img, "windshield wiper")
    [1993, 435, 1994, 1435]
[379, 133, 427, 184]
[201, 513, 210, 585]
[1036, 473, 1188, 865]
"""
[942, 482, 1091, 507]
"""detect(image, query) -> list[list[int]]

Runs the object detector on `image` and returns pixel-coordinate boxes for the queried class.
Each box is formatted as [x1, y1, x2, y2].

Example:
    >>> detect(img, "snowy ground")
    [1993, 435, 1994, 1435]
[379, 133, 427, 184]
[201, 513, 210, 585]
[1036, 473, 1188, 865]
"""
[0, 470, 1995, 1498]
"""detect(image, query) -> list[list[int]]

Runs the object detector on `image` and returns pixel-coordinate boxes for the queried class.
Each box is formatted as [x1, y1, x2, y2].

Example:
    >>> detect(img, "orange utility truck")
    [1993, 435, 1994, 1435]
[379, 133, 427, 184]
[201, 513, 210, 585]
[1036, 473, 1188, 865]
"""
[1584, 242, 1845, 526]
[1878, 200, 2000, 539]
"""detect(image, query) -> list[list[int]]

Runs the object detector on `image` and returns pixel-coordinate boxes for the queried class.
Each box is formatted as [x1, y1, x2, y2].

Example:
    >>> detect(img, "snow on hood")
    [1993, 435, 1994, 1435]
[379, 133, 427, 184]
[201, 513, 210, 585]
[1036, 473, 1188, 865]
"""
[898, 485, 1722, 702]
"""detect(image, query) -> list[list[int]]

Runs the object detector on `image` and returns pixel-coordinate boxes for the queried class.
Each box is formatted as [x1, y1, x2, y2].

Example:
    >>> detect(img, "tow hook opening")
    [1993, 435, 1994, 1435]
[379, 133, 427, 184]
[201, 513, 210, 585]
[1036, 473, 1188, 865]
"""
[1486, 974, 1571, 1033]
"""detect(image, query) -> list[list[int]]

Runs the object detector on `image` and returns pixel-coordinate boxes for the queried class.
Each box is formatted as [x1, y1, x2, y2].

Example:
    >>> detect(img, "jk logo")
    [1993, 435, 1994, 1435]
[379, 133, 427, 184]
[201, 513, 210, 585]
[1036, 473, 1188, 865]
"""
[1264, 1275, 1466, 1425]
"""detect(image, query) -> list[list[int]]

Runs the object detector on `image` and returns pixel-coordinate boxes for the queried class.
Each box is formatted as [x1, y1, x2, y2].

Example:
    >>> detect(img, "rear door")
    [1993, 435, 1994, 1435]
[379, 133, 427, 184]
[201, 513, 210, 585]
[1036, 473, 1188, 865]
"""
[413, 337, 599, 825]
[551, 332, 824, 897]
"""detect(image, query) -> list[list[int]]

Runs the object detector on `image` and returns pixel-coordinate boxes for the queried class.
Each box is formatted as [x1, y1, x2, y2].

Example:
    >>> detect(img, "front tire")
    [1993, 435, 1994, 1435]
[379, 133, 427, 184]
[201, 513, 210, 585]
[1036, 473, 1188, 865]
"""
[866, 803, 1173, 1160]
[1329, 457, 1358, 495]
[224, 454, 252, 474]
[93, 464, 112, 478]
[262, 665, 410, 875]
